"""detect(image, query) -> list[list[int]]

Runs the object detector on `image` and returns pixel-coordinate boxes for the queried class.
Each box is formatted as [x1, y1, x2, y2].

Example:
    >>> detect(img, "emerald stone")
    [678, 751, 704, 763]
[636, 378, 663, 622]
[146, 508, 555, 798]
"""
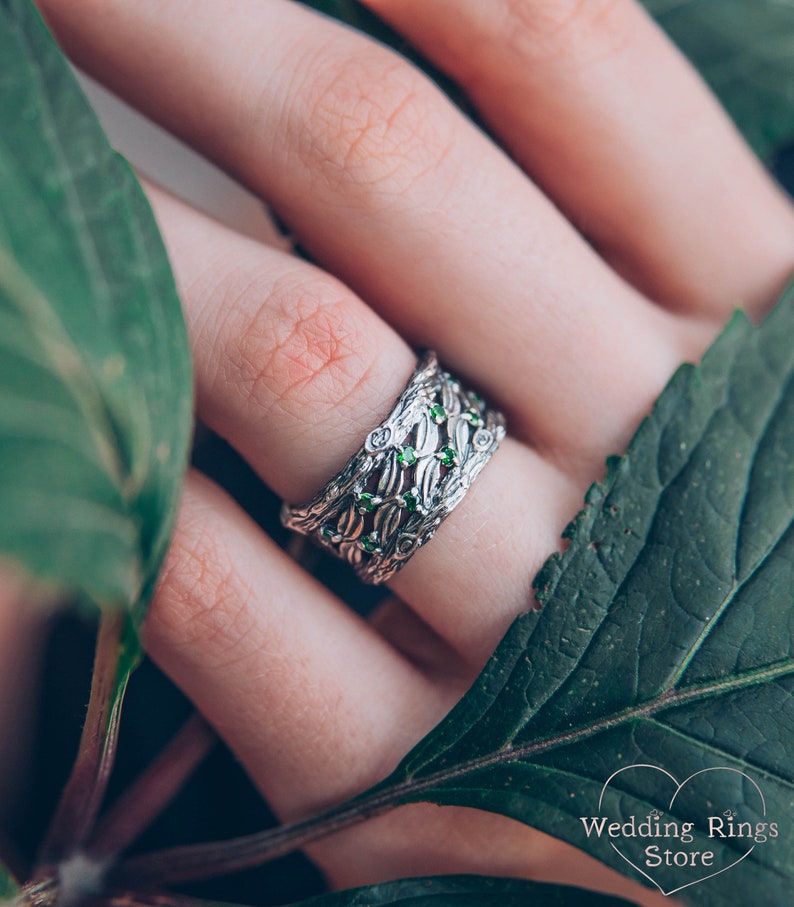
[402, 490, 420, 512]
[357, 492, 377, 512]
[398, 446, 417, 467]
[438, 446, 458, 468]
[360, 532, 379, 553]
[429, 403, 447, 423]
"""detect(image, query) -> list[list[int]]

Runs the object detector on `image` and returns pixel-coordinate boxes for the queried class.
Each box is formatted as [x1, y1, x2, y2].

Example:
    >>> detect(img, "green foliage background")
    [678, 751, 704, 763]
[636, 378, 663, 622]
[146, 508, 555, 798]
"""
[0, 1, 793, 906]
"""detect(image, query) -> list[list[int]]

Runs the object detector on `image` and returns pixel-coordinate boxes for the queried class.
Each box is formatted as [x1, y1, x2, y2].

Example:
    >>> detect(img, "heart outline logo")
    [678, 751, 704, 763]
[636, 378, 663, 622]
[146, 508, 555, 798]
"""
[597, 764, 766, 896]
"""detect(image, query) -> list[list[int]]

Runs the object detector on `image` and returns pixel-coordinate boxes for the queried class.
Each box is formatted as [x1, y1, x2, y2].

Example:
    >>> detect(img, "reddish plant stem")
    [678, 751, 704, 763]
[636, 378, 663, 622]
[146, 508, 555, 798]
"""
[87, 713, 216, 862]
[36, 611, 129, 870]
[110, 782, 413, 888]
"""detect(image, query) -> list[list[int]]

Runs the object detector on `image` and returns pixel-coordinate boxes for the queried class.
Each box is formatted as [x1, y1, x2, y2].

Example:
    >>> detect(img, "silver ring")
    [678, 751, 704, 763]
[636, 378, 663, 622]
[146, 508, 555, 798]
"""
[280, 351, 506, 584]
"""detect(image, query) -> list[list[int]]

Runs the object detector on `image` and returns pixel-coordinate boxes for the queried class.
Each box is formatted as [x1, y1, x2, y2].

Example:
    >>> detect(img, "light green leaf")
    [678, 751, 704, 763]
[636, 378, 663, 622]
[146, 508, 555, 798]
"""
[352, 289, 794, 905]
[0, 0, 192, 619]
[640, 0, 794, 159]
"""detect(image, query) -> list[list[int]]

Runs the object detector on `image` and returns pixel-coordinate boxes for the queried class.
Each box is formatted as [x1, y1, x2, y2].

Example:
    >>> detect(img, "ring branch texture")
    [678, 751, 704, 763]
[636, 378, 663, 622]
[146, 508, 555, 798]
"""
[280, 351, 506, 584]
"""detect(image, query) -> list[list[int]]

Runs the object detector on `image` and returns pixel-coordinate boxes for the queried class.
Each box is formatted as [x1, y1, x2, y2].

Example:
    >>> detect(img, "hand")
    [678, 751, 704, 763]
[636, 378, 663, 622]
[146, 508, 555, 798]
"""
[35, 0, 794, 903]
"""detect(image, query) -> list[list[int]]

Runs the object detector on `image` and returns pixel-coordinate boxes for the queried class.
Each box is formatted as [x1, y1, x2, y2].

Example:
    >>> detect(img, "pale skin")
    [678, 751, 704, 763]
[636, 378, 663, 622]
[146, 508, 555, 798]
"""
[19, 0, 794, 903]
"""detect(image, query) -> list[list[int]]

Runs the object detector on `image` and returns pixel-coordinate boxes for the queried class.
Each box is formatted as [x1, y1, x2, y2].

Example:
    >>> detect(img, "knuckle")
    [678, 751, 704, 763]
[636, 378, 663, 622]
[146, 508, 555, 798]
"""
[228, 272, 370, 423]
[500, 0, 628, 64]
[293, 46, 456, 195]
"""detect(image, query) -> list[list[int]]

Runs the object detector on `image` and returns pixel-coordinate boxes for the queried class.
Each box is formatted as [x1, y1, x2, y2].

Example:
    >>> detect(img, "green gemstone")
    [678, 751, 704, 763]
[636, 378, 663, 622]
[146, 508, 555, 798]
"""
[429, 403, 447, 423]
[360, 533, 379, 553]
[402, 491, 420, 512]
[357, 492, 376, 512]
[438, 445, 459, 468]
[320, 525, 337, 542]
[398, 446, 417, 467]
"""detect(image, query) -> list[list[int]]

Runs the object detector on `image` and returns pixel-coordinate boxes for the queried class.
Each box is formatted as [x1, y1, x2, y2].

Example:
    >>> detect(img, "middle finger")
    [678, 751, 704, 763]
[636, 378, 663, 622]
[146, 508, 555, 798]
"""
[41, 0, 699, 475]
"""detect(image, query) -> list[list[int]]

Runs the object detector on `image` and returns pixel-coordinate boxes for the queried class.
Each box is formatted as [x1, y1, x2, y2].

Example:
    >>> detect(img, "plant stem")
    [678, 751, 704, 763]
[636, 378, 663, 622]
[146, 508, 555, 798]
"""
[87, 713, 215, 862]
[36, 611, 130, 870]
[110, 780, 416, 887]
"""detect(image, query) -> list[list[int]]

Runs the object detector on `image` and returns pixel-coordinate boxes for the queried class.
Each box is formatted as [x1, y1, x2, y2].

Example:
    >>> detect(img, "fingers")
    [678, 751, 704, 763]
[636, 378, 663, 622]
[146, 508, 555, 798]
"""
[145, 471, 449, 818]
[362, 0, 794, 318]
[148, 185, 576, 665]
[148, 480, 672, 907]
[39, 0, 695, 470]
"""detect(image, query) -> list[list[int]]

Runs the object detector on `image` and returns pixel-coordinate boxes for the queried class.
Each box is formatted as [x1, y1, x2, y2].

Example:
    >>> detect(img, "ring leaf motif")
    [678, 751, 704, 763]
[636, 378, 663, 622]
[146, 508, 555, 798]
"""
[0, 0, 192, 619]
[353, 289, 794, 906]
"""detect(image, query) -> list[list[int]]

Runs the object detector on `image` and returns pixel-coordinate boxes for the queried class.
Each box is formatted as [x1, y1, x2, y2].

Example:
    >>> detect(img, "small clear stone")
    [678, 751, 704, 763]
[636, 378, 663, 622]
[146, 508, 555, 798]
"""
[398, 446, 417, 467]
[396, 533, 418, 555]
[366, 425, 392, 453]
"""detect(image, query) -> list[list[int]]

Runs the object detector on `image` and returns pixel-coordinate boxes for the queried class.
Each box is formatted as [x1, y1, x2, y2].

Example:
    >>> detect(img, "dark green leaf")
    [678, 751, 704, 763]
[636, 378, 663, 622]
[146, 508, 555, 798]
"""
[290, 875, 632, 906]
[0, 0, 192, 619]
[354, 290, 794, 905]
[119, 290, 794, 900]
[640, 0, 794, 159]
[97, 876, 632, 907]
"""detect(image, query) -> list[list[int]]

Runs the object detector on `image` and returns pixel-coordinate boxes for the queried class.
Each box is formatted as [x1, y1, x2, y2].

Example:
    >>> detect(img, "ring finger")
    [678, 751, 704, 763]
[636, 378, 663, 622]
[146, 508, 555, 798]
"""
[148, 185, 575, 666]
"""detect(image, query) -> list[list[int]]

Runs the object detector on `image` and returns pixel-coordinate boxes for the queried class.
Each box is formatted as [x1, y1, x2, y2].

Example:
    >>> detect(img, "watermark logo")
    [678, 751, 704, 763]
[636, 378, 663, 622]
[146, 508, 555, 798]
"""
[579, 765, 778, 896]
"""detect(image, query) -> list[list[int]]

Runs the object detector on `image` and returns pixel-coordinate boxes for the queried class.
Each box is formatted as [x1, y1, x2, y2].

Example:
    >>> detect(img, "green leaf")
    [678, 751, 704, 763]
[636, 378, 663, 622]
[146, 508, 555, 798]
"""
[290, 875, 633, 906]
[0, 860, 18, 903]
[351, 289, 794, 905]
[640, 0, 794, 159]
[96, 876, 632, 907]
[0, 0, 192, 619]
[118, 289, 794, 899]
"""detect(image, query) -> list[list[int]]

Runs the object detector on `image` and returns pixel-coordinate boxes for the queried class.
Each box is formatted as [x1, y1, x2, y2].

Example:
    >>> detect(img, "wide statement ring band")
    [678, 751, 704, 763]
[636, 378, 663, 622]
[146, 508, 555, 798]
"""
[280, 351, 506, 584]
